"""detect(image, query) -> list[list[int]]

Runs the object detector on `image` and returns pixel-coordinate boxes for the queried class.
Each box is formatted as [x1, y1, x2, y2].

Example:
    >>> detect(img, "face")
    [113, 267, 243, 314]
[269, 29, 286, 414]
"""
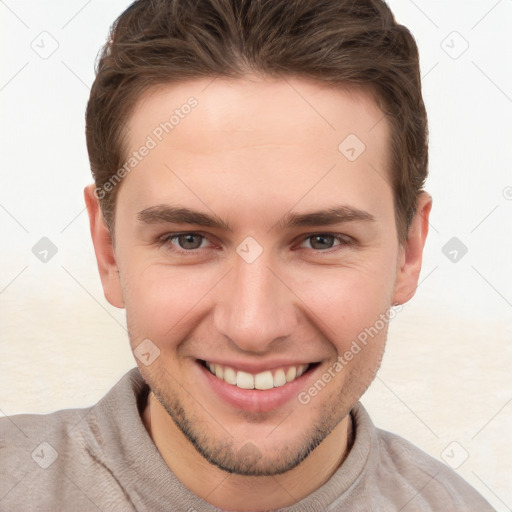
[87, 76, 429, 476]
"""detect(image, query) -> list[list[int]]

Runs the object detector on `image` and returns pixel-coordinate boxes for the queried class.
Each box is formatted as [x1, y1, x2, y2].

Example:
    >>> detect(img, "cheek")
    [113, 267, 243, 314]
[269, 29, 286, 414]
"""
[120, 263, 220, 344]
[290, 254, 397, 349]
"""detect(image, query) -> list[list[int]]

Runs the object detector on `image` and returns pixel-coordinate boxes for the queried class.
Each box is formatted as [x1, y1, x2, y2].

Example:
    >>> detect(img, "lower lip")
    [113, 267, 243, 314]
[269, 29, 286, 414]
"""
[197, 361, 315, 413]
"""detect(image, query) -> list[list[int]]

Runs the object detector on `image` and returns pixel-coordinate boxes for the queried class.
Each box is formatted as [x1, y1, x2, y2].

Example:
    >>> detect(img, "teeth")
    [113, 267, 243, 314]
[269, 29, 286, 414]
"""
[273, 369, 286, 387]
[236, 371, 254, 390]
[205, 362, 310, 390]
[286, 366, 297, 382]
[296, 364, 307, 377]
[254, 371, 274, 390]
[223, 367, 237, 385]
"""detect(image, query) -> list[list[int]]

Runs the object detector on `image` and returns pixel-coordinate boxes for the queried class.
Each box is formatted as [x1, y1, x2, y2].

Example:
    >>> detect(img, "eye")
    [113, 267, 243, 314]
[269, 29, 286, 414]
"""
[159, 232, 212, 252]
[174, 233, 205, 250]
[299, 234, 351, 251]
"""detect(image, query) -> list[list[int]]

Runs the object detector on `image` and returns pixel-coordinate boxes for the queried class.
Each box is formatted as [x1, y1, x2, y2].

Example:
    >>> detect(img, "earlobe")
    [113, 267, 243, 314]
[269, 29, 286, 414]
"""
[84, 184, 125, 308]
[392, 192, 432, 306]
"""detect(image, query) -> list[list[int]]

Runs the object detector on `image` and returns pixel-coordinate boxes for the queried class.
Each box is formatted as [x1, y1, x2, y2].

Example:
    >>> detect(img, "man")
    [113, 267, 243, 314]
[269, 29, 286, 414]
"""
[0, 0, 495, 510]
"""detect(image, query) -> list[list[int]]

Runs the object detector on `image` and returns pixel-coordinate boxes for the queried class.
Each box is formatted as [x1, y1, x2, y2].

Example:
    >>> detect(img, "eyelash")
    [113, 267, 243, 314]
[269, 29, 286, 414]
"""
[157, 232, 354, 256]
[157, 232, 214, 254]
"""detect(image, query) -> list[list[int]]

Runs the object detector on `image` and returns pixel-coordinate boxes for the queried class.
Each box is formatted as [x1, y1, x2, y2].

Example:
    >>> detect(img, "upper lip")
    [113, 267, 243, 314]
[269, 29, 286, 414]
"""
[199, 358, 318, 374]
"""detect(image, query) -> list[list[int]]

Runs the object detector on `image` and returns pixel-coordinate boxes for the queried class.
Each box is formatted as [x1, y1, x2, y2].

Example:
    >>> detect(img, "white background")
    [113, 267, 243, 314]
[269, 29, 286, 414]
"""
[1, 1, 511, 510]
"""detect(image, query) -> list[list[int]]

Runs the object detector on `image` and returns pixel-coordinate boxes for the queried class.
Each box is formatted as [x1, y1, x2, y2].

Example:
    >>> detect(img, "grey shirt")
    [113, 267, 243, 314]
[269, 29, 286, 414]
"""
[0, 368, 494, 511]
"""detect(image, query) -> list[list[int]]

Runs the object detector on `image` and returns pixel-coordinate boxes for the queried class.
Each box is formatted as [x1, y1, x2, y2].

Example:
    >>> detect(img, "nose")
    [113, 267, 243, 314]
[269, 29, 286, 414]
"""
[213, 254, 298, 353]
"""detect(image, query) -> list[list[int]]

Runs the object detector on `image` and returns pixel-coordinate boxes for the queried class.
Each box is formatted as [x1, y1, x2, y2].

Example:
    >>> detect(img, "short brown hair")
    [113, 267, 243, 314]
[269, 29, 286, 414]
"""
[86, 0, 428, 241]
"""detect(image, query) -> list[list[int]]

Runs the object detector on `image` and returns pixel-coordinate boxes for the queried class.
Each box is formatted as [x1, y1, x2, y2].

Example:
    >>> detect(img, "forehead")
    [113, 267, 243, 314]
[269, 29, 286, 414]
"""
[118, 76, 392, 226]
[127, 76, 387, 154]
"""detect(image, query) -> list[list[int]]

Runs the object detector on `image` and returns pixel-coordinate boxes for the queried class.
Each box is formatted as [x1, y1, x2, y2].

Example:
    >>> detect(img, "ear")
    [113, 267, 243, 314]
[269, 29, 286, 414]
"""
[84, 184, 124, 308]
[392, 192, 432, 305]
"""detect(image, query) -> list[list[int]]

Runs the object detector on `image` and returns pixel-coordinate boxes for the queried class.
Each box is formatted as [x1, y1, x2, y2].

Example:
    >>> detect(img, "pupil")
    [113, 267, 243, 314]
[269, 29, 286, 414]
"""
[311, 235, 334, 250]
[179, 234, 201, 249]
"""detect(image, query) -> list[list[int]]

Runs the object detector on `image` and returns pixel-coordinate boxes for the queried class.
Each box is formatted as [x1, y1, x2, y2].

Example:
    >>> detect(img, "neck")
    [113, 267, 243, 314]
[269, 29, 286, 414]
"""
[143, 393, 353, 510]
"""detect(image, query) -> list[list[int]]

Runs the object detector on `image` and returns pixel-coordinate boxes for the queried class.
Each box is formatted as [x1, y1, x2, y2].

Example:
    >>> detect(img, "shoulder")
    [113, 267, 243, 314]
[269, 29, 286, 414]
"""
[1, 407, 101, 511]
[373, 426, 495, 511]
[0, 371, 144, 511]
[0, 406, 93, 472]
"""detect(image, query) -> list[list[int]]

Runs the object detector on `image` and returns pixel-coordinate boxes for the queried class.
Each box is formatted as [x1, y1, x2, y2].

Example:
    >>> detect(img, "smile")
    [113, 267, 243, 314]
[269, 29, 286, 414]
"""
[202, 361, 310, 390]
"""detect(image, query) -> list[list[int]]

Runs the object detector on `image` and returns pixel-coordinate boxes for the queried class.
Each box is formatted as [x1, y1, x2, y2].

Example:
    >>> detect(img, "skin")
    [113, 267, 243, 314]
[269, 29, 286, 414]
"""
[85, 76, 431, 511]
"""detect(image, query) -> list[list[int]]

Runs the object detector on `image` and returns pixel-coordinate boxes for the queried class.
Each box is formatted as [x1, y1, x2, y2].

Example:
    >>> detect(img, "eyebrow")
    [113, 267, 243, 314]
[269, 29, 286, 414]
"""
[136, 204, 375, 231]
[137, 205, 233, 231]
[274, 206, 375, 230]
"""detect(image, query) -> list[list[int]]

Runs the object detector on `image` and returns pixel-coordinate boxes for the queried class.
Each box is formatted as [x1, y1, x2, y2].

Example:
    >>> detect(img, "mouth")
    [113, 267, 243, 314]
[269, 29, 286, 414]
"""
[199, 360, 318, 390]
[196, 359, 321, 412]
